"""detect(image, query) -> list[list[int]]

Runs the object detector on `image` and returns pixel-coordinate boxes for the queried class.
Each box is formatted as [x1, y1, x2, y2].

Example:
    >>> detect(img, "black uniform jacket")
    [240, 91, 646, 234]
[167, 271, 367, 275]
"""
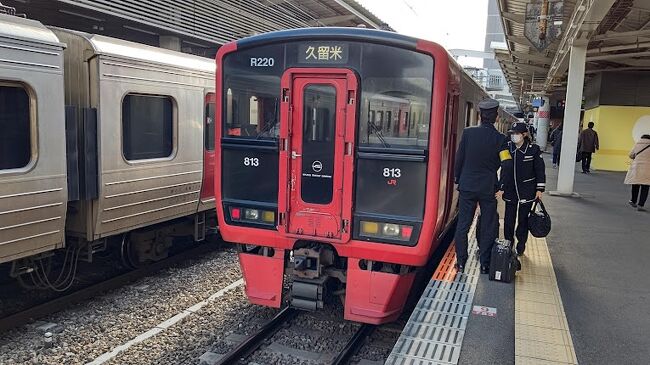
[500, 140, 546, 203]
[455, 123, 511, 195]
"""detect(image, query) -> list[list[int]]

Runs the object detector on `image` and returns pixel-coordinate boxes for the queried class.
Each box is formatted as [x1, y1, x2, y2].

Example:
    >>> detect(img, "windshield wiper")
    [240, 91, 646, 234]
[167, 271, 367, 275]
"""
[368, 120, 390, 148]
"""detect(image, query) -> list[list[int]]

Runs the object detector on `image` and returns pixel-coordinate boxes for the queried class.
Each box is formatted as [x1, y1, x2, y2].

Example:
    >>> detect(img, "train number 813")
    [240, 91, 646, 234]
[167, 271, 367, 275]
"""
[383, 168, 401, 178]
[244, 157, 260, 167]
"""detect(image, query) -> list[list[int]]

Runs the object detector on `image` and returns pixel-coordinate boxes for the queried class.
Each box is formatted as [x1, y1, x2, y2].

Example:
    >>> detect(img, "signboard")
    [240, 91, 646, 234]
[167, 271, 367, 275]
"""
[525, 1, 563, 51]
[298, 43, 349, 64]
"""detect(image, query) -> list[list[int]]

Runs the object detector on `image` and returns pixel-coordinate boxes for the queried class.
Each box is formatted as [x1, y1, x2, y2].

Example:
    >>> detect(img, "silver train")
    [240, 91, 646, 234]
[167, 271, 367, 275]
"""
[0, 14, 217, 288]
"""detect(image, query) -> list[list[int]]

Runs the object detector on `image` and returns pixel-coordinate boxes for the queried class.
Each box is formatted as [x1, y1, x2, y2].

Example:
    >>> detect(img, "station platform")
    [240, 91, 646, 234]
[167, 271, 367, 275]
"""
[387, 157, 650, 365]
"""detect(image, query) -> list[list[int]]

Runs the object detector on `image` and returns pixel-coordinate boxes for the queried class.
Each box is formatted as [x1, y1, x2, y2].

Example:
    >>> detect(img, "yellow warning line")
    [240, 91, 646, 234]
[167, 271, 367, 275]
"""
[515, 235, 578, 365]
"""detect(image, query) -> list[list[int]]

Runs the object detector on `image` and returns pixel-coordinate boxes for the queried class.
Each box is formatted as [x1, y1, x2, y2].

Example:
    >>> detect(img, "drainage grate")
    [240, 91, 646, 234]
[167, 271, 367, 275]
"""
[386, 217, 481, 365]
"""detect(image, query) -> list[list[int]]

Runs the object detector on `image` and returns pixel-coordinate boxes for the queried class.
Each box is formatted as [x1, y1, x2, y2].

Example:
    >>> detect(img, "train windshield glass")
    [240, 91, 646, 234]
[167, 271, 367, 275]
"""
[359, 45, 433, 151]
[222, 45, 282, 140]
[221, 42, 432, 147]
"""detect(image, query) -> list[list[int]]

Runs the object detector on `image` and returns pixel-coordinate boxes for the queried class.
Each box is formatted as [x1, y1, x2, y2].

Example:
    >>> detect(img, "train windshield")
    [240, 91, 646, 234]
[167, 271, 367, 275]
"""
[358, 44, 433, 150]
[221, 42, 433, 149]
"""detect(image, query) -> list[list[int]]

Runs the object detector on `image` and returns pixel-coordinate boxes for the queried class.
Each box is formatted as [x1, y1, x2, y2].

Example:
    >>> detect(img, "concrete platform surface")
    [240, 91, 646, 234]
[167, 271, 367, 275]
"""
[387, 155, 650, 365]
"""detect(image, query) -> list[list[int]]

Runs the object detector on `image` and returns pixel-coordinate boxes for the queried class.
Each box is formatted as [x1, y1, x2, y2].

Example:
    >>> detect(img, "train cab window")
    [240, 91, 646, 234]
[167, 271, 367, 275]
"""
[359, 45, 433, 151]
[205, 93, 216, 151]
[0, 84, 31, 170]
[249, 96, 258, 125]
[223, 74, 280, 139]
[122, 93, 173, 161]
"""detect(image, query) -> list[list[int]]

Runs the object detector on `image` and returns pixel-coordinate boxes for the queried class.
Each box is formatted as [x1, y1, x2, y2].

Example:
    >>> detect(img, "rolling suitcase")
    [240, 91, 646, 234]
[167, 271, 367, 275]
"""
[489, 239, 518, 283]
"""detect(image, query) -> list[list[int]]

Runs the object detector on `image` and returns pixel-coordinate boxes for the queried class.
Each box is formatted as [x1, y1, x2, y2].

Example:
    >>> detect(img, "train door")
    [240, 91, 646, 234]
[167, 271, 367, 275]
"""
[278, 69, 357, 242]
[200, 92, 216, 202]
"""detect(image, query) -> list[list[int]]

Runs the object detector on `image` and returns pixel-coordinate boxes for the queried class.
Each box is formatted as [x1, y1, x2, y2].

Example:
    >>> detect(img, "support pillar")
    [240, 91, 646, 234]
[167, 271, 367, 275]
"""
[536, 96, 550, 149]
[556, 45, 587, 195]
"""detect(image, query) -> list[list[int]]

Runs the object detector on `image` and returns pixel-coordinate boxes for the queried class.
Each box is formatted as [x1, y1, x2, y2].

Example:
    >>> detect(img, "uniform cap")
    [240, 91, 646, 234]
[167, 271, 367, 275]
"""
[509, 122, 528, 134]
[478, 98, 499, 111]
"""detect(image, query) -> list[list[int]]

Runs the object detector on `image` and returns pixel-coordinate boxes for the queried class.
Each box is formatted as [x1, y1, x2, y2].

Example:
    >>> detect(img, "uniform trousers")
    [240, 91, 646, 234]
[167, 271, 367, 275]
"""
[454, 191, 497, 266]
[504, 201, 534, 254]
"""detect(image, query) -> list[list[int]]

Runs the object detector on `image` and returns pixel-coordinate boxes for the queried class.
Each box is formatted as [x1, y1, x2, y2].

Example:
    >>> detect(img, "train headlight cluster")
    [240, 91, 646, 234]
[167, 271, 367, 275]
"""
[360, 221, 413, 241]
[229, 207, 276, 224]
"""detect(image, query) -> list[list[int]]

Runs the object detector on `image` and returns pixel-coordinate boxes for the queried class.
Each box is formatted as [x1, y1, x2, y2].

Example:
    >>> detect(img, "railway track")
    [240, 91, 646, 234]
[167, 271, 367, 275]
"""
[215, 307, 376, 365]
[0, 242, 221, 333]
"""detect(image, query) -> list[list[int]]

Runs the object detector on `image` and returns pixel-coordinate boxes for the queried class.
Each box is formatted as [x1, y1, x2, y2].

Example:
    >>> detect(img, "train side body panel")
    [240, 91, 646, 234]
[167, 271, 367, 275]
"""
[0, 14, 67, 264]
[52, 29, 215, 241]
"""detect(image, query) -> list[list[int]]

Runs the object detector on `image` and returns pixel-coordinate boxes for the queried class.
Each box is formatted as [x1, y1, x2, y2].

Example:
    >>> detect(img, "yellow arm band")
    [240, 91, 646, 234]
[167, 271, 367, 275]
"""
[499, 150, 512, 161]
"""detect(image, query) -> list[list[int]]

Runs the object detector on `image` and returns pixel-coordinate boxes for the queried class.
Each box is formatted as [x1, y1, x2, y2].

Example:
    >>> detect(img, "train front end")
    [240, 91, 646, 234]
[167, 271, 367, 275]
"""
[215, 29, 451, 324]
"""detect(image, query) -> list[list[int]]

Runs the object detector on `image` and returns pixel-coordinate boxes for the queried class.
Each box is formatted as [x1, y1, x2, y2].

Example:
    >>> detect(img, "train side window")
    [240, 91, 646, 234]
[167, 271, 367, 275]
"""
[0, 84, 31, 170]
[122, 93, 174, 161]
[205, 93, 215, 151]
[465, 102, 473, 127]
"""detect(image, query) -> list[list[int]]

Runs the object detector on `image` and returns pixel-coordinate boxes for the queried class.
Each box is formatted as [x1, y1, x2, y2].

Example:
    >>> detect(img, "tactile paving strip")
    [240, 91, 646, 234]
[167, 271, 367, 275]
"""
[386, 217, 481, 365]
[514, 236, 578, 365]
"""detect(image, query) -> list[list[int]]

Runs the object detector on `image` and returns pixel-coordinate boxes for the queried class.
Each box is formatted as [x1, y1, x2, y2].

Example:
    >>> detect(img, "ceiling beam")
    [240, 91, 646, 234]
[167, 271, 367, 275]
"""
[511, 51, 553, 64]
[308, 14, 355, 26]
[331, 0, 381, 29]
[591, 29, 650, 41]
[587, 41, 650, 54]
[502, 61, 551, 74]
[502, 11, 525, 24]
[587, 50, 650, 61]
[508, 36, 558, 52]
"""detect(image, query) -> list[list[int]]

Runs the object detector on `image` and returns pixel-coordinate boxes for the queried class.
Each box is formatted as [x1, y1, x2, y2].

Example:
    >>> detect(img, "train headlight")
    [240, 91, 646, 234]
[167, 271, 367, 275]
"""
[262, 210, 275, 223]
[382, 224, 400, 237]
[244, 209, 259, 220]
[228, 206, 275, 226]
[360, 221, 414, 242]
[361, 221, 379, 235]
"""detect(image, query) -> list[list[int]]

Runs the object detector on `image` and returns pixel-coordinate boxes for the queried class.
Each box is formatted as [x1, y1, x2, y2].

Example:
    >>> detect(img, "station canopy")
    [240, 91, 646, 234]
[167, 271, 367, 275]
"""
[495, 0, 650, 106]
[0, 0, 390, 56]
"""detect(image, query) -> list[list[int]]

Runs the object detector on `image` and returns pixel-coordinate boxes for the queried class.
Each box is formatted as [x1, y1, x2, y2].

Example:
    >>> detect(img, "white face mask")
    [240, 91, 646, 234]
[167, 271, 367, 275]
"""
[511, 134, 523, 143]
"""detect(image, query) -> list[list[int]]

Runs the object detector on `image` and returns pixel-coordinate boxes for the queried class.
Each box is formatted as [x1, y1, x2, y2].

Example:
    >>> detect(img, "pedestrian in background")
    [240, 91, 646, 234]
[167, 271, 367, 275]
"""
[453, 99, 512, 274]
[625, 134, 650, 212]
[500, 122, 546, 256]
[578, 122, 599, 173]
[549, 123, 563, 168]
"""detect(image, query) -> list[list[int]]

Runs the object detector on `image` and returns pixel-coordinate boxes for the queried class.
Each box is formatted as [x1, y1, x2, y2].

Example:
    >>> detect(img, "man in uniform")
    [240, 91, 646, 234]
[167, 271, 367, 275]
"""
[454, 98, 511, 273]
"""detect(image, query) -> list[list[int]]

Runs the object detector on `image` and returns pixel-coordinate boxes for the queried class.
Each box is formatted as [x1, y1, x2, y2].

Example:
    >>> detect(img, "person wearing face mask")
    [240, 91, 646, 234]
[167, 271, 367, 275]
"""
[499, 122, 546, 256]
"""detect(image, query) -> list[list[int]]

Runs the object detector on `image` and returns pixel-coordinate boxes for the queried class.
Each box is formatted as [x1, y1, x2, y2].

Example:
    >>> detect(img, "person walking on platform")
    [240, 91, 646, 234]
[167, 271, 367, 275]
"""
[625, 134, 650, 212]
[578, 122, 599, 173]
[453, 99, 512, 274]
[500, 122, 546, 256]
[549, 124, 563, 168]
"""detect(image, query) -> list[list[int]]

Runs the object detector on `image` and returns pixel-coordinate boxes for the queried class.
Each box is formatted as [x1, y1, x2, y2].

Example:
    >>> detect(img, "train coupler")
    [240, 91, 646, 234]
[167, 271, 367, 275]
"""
[291, 277, 327, 311]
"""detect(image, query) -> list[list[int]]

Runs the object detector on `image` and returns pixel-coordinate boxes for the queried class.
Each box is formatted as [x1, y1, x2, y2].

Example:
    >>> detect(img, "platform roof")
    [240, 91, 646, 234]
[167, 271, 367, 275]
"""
[0, 0, 390, 56]
[496, 0, 650, 106]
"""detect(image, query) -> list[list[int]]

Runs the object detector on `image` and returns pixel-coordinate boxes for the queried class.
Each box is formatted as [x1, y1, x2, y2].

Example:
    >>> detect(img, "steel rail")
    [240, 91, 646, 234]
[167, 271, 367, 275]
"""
[331, 323, 376, 365]
[215, 306, 298, 365]
[0, 243, 219, 332]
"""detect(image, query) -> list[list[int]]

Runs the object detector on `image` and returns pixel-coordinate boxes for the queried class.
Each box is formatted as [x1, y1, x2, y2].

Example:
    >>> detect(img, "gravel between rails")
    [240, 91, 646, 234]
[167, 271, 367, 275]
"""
[0, 247, 240, 365]
[103, 289, 278, 365]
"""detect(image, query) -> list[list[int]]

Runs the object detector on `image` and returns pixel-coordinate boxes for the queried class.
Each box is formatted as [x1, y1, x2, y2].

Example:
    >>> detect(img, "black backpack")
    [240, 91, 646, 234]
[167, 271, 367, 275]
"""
[528, 200, 552, 238]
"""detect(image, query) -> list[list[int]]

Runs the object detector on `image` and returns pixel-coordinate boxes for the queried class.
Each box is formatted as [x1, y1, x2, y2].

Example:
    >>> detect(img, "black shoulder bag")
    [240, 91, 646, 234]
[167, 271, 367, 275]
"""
[528, 199, 551, 238]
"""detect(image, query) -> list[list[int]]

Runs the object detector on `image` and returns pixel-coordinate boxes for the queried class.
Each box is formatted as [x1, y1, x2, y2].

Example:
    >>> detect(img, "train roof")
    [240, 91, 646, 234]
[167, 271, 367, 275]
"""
[51, 27, 215, 74]
[235, 27, 423, 51]
[0, 13, 63, 48]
